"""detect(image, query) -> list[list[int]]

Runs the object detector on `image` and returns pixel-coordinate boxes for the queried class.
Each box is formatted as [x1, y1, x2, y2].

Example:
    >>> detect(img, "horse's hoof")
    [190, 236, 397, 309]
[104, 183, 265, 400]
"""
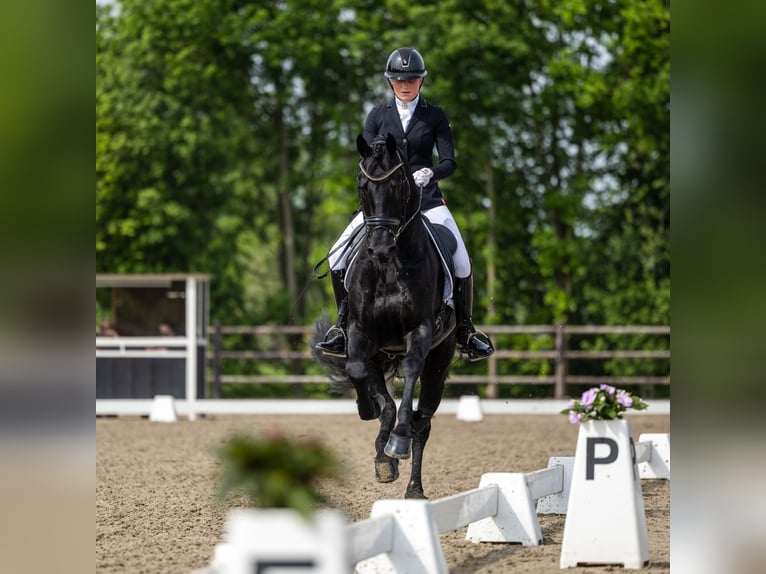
[375, 459, 399, 483]
[384, 433, 411, 459]
[405, 487, 427, 500]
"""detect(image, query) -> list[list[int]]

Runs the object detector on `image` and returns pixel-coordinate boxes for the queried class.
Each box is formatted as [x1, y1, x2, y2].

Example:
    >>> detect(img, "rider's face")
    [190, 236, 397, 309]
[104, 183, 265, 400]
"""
[390, 78, 423, 102]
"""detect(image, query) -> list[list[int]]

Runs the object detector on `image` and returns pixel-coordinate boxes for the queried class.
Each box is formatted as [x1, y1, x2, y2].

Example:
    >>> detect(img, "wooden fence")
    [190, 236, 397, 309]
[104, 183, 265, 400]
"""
[207, 324, 669, 399]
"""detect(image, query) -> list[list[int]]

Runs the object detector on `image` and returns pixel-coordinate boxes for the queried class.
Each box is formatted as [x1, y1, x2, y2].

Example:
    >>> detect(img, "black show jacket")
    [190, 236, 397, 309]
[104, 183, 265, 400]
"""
[363, 97, 456, 211]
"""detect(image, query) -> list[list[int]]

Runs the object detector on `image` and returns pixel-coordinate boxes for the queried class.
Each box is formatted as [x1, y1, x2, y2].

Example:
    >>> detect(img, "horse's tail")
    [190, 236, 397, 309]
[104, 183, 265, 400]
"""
[310, 311, 353, 395]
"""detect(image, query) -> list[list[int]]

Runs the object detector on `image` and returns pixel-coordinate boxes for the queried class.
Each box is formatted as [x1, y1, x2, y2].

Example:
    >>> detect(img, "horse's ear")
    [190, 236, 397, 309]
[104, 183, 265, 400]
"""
[357, 134, 371, 157]
[386, 133, 397, 157]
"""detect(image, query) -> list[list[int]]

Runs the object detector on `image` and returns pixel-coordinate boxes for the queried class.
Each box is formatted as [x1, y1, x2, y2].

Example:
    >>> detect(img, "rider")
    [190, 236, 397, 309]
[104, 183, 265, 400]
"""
[316, 47, 494, 361]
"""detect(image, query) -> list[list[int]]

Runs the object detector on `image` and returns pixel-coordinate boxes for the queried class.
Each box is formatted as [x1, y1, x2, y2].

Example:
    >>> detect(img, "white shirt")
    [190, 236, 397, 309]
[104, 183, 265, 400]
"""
[396, 95, 419, 131]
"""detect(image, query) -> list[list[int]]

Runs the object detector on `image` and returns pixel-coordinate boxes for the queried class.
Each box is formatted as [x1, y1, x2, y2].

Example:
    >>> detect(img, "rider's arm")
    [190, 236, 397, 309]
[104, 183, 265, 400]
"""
[430, 107, 456, 182]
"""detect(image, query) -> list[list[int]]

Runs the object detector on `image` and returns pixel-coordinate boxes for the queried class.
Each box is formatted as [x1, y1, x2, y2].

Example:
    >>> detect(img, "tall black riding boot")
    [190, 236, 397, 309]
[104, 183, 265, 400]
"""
[315, 270, 349, 357]
[454, 274, 494, 361]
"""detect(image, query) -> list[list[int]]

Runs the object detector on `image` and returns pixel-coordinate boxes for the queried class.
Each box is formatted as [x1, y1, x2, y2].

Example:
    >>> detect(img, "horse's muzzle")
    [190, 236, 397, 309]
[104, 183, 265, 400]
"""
[367, 227, 397, 260]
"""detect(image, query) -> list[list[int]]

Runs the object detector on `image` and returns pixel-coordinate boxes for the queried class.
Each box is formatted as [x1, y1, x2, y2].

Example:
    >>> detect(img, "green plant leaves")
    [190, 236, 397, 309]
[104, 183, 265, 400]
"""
[216, 431, 342, 517]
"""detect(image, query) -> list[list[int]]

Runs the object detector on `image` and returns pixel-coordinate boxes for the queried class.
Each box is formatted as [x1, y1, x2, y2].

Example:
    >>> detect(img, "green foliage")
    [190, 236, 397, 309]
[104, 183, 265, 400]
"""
[97, 0, 670, 385]
[216, 430, 342, 516]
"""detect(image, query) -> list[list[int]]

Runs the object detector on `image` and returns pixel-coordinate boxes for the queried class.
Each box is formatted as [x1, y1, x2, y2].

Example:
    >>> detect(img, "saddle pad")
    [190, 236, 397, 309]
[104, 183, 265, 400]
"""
[421, 218, 455, 302]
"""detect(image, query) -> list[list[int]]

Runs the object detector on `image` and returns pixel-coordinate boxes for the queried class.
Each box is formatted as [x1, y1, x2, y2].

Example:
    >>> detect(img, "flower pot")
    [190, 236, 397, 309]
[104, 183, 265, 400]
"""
[211, 508, 349, 574]
[560, 419, 650, 569]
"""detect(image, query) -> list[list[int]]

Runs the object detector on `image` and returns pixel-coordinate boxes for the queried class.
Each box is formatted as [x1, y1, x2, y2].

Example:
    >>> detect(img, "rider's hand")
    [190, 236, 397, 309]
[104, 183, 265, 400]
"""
[412, 168, 433, 187]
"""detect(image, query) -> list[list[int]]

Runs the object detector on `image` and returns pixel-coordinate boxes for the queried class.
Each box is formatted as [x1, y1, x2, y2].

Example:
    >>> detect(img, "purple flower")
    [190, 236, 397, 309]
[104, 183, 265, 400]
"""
[616, 390, 633, 407]
[599, 384, 616, 396]
[568, 411, 582, 424]
[581, 388, 598, 407]
[563, 386, 644, 422]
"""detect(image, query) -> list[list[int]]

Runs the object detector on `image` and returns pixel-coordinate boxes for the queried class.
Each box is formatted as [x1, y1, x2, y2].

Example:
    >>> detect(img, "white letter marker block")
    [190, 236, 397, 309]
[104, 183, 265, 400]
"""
[560, 420, 650, 569]
[214, 508, 348, 574]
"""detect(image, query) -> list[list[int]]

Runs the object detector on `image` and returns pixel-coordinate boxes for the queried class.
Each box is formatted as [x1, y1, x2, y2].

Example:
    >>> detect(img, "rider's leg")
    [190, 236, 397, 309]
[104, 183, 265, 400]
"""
[453, 272, 494, 361]
[327, 212, 364, 269]
[315, 270, 349, 357]
[423, 205, 494, 361]
[317, 212, 364, 357]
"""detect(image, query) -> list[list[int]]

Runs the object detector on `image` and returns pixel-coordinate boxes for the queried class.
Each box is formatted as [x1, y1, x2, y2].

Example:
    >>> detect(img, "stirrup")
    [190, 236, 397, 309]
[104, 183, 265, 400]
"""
[460, 330, 494, 362]
[315, 326, 347, 358]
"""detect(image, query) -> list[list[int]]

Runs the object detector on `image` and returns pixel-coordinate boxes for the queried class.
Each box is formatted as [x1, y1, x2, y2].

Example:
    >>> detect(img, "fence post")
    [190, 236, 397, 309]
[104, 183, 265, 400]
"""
[213, 320, 222, 399]
[486, 343, 498, 399]
[554, 324, 567, 399]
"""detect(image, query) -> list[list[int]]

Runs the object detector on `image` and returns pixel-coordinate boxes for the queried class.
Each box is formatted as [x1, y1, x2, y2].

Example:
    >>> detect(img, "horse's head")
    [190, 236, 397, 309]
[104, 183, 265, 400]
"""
[356, 133, 419, 261]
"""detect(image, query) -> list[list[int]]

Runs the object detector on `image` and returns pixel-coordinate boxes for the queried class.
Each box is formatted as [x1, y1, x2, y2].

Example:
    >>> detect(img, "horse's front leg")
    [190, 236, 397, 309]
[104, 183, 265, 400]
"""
[384, 325, 431, 459]
[346, 326, 380, 420]
[406, 337, 452, 498]
[405, 410, 432, 498]
[373, 385, 399, 483]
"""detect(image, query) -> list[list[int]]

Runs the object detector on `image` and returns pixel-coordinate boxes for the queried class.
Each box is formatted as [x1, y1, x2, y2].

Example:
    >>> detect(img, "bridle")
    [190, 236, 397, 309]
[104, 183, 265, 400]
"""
[358, 154, 422, 241]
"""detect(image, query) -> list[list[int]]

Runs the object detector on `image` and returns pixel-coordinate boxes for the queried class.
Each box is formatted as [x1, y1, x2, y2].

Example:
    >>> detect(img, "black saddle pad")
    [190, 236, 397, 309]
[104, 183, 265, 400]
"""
[421, 218, 456, 281]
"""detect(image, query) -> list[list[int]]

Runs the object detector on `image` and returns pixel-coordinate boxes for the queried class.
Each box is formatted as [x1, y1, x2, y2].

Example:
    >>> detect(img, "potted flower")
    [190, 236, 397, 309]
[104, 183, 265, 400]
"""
[560, 384, 649, 459]
[558, 385, 652, 568]
[207, 429, 349, 573]
[561, 384, 648, 425]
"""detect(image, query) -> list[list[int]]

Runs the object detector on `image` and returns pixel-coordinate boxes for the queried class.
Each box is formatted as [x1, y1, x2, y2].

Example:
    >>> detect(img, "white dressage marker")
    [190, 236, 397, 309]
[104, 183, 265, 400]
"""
[149, 394, 177, 423]
[635, 433, 671, 479]
[456, 395, 483, 421]
[560, 421, 659, 569]
[208, 509, 348, 574]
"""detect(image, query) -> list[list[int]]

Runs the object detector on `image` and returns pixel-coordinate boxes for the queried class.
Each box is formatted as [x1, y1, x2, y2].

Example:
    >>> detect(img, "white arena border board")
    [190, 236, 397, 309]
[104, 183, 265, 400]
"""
[96, 398, 670, 418]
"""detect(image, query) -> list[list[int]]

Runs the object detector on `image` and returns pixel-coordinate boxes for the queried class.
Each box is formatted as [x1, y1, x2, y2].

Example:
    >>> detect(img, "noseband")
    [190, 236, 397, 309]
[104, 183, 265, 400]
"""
[358, 157, 422, 241]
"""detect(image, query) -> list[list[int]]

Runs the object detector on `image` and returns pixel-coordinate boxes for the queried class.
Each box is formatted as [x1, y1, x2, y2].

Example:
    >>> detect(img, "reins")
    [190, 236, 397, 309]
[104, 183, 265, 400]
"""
[312, 223, 364, 279]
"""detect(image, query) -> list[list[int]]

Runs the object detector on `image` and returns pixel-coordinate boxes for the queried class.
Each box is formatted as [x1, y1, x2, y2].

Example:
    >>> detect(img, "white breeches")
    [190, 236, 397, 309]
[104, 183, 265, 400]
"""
[327, 204, 471, 278]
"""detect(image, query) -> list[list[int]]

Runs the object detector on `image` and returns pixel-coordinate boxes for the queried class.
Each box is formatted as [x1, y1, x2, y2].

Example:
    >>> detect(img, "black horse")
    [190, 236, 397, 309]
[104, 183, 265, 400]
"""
[313, 133, 457, 499]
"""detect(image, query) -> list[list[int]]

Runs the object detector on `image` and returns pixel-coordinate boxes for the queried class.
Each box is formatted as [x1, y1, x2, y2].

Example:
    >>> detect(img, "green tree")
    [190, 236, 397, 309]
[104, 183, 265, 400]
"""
[97, 0, 670, 393]
[96, 0, 376, 324]
[96, 0, 264, 320]
[583, 0, 670, 328]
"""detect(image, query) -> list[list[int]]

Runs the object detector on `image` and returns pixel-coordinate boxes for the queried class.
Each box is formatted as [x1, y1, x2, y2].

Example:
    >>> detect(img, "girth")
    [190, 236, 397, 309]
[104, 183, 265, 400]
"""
[378, 304, 456, 357]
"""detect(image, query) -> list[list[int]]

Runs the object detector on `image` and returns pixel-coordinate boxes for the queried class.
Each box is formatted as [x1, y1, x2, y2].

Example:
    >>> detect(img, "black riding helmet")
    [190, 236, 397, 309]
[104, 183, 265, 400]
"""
[384, 47, 428, 80]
